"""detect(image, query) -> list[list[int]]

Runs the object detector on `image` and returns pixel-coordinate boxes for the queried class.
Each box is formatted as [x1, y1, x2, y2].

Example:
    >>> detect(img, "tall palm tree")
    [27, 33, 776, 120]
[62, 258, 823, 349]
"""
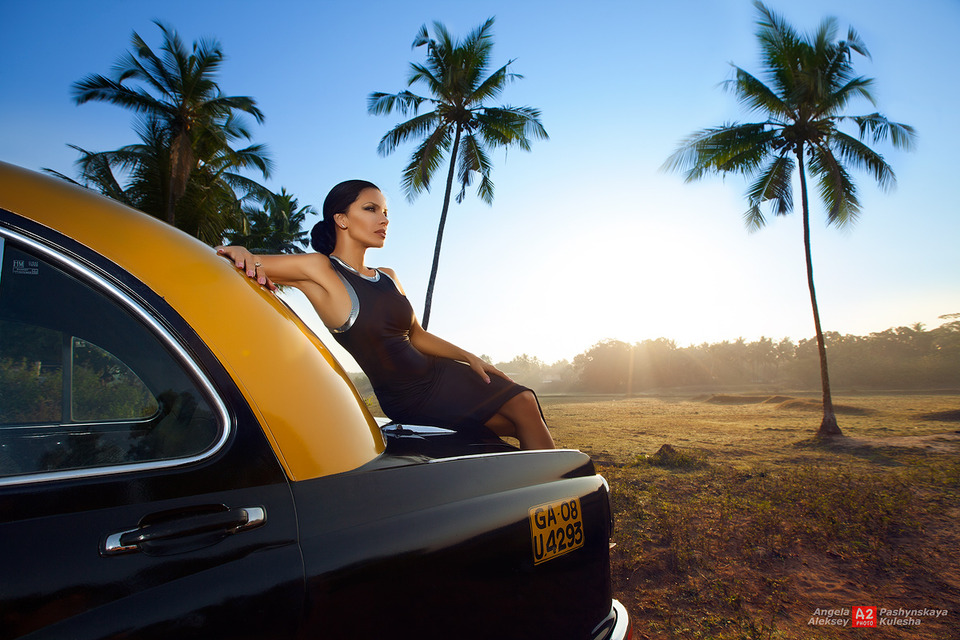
[72, 20, 268, 226]
[663, 1, 914, 438]
[368, 17, 548, 329]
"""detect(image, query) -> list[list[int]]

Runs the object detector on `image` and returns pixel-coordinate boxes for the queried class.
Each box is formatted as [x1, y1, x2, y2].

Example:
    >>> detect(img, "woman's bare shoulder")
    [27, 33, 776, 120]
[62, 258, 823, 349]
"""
[295, 251, 336, 272]
[377, 266, 405, 294]
[267, 251, 337, 287]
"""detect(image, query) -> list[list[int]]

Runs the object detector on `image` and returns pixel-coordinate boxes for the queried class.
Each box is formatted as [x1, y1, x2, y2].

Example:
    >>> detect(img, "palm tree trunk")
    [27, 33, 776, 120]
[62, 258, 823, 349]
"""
[797, 150, 842, 438]
[421, 124, 462, 330]
[166, 130, 193, 226]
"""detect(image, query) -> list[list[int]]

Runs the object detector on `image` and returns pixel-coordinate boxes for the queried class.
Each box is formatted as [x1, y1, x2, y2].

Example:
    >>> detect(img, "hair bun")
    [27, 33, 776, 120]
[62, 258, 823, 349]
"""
[311, 218, 337, 254]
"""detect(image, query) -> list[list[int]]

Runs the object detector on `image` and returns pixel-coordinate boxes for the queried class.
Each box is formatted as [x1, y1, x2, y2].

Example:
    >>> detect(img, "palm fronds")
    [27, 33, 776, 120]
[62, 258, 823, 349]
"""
[663, 0, 915, 438]
[54, 21, 310, 250]
[368, 18, 548, 327]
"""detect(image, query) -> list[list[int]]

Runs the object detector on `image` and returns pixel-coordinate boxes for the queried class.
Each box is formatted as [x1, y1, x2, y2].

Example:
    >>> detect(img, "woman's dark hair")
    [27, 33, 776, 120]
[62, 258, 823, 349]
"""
[310, 179, 381, 254]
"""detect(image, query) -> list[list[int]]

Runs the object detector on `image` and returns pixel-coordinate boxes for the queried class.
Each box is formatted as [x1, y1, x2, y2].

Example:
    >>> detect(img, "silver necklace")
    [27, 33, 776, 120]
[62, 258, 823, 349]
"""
[330, 254, 379, 281]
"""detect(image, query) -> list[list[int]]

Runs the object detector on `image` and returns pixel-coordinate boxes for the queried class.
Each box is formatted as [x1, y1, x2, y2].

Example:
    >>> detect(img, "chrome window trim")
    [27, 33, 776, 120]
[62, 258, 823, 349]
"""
[1, 413, 159, 432]
[0, 226, 231, 488]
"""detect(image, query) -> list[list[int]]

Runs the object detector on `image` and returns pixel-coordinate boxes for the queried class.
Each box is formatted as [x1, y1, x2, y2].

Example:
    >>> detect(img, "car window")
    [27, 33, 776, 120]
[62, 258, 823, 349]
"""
[0, 236, 221, 480]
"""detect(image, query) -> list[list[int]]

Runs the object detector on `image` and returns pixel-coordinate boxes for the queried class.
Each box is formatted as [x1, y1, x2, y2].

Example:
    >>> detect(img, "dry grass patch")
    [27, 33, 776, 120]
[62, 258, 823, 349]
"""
[918, 409, 960, 422]
[775, 397, 876, 416]
[541, 393, 960, 639]
[701, 393, 878, 415]
[705, 394, 775, 405]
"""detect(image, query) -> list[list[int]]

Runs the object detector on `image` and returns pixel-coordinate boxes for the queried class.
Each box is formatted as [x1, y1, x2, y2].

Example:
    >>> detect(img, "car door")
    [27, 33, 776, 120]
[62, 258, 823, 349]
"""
[0, 220, 303, 639]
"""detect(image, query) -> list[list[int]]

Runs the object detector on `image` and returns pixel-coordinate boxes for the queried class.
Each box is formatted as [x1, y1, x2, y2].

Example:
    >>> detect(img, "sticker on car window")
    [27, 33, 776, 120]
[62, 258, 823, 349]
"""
[11, 257, 40, 275]
[529, 497, 584, 565]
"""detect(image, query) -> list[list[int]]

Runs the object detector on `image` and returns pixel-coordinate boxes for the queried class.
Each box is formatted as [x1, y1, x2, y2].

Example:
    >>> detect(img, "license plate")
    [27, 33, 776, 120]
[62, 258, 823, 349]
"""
[529, 497, 584, 565]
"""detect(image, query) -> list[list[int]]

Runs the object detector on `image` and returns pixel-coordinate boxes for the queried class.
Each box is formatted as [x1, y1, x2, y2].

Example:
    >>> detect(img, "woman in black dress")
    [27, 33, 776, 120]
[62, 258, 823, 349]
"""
[217, 180, 555, 450]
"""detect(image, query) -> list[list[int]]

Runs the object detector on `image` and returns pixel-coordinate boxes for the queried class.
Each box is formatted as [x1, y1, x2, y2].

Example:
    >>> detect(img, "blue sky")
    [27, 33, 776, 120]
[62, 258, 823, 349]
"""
[2, 0, 958, 367]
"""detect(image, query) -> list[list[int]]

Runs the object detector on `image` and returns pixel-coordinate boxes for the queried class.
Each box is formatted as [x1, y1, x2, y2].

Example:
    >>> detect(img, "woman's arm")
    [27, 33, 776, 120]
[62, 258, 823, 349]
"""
[408, 318, 511, 384]
[378, 267, 511, 383]
[216, 246, 329, 289]
[216, 245, 353, 329]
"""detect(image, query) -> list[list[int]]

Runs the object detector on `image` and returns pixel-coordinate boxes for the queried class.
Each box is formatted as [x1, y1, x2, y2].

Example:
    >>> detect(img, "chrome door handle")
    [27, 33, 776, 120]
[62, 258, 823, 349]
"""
[102, 506, 266, 555]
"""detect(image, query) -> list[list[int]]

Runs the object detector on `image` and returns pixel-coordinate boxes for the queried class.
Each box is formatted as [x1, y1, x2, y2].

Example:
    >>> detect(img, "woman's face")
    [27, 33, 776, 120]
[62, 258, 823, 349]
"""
[337, 188, 388, 248]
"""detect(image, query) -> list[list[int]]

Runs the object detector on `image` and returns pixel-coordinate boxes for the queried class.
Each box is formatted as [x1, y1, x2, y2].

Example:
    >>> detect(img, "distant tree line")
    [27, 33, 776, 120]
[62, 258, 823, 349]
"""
[492, 318, 960, 394]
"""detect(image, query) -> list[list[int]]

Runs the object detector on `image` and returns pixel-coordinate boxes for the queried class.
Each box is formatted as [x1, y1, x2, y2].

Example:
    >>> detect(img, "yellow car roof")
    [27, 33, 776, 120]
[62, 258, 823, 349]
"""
[0, 161, 384, 480]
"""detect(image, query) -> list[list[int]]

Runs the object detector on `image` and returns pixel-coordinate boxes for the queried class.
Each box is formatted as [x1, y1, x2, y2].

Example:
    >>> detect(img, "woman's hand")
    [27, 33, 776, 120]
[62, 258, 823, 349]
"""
[216, 245, 277, 291]
[464, 353, 513, 384]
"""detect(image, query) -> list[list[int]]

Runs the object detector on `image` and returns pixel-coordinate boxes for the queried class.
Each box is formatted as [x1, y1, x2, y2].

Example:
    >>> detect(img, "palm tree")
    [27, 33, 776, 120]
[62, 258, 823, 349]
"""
[175, 114, 272, 243]
[50, 113, 272, 245]
[663, 1, 914, 438]
[225, 188, 313, 254]
[72, 20, 268, 226]
[368, 17, 548, 329]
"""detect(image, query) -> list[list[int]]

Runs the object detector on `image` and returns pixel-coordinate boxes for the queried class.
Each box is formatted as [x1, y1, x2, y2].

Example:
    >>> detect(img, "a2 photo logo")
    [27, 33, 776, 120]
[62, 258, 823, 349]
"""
[853, 606, 877, 628]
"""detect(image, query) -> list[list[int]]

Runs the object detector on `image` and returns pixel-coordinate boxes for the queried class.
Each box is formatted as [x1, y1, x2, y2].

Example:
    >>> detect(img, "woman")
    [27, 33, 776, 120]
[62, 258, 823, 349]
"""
[217, 180, 555, 450]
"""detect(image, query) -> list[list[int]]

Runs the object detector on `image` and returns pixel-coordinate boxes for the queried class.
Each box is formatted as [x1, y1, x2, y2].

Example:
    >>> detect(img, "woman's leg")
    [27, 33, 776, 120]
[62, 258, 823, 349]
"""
[484, 391, 556, 450]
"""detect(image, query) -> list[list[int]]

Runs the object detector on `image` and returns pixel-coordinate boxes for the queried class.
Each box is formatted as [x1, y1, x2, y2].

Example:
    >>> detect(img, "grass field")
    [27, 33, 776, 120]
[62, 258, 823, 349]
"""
[539, 392, 960, 639]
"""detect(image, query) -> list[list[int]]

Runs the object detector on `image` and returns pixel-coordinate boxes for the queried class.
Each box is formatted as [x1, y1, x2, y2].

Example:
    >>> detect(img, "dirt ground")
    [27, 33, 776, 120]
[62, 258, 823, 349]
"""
[838, 431, 960, 454]
[542, 393, 960, 639]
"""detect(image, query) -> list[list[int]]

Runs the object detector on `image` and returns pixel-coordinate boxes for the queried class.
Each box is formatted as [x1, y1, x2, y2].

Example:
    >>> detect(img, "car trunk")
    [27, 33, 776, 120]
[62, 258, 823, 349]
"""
[292, 433, 614, 639]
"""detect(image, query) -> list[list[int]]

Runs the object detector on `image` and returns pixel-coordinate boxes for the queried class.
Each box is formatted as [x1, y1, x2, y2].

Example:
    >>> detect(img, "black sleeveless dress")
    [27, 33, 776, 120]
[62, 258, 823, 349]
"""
[328, 256, 529, 429]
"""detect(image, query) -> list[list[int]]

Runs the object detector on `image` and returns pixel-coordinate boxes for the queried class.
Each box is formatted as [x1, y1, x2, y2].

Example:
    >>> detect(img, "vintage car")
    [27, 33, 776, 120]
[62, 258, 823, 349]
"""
[0, 161, 630, 639]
